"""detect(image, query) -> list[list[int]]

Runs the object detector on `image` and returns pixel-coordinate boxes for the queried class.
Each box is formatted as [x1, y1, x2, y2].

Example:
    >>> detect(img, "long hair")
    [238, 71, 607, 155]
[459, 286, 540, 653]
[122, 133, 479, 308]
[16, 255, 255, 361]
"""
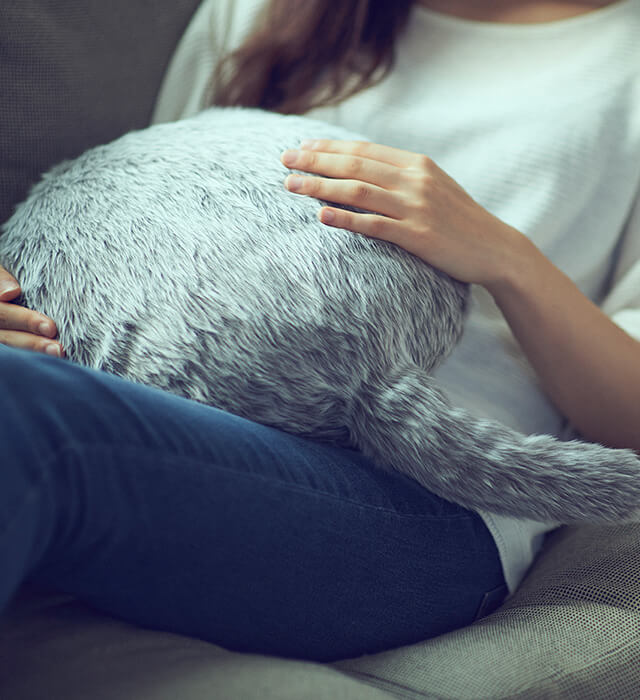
[209, 0, 416, 115]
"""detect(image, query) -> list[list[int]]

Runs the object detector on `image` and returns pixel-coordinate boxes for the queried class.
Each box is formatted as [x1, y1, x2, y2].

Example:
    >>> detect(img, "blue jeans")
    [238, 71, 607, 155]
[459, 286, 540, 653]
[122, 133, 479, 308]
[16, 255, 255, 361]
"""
[0, 344, 507, 662]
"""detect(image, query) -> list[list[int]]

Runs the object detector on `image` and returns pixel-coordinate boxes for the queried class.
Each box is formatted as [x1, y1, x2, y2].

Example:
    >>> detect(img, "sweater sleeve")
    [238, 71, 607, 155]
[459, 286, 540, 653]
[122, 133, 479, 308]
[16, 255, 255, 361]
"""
[150, 0, 267, 126]
[600, 187, 640, 342]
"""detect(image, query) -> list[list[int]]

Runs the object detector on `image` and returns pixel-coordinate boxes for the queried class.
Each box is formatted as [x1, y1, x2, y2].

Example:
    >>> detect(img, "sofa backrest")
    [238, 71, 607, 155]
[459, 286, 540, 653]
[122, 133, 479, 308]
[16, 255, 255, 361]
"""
[0, 0, 202, 226]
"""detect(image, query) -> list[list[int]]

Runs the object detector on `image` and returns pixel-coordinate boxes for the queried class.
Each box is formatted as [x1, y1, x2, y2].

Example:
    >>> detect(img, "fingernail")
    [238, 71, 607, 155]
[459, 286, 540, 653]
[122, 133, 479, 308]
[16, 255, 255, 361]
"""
[300, 140, 315, 149]
[0, 282, 20, 296]
[286, 175, 304, 191]
[281, 149, 299, 166]
[39, 321, 52, 336]
[45, 344, 61, 357]
[321, 209, 336, 224]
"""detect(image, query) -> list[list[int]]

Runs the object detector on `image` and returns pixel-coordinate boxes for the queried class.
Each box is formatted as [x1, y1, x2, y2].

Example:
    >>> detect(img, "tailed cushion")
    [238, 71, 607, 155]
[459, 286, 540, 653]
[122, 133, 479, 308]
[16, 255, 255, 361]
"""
[1, 106, 639, 524]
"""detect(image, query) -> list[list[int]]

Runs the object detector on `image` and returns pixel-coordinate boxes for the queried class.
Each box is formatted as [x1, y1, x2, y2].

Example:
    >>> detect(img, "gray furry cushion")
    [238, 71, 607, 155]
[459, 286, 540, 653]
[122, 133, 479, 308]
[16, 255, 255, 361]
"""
[1, 106, 639, 524]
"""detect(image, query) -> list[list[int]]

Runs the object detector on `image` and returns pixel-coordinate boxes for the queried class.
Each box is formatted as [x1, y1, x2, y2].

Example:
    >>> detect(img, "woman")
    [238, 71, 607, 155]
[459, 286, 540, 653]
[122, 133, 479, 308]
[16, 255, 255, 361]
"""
[1, 0, 638, 662]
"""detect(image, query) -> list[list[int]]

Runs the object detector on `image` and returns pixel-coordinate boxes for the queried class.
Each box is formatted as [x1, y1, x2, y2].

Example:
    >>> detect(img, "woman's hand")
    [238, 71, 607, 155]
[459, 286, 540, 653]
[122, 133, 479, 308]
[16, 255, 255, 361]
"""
[0, 265, 64, 357]
[281, 139, 531, 289]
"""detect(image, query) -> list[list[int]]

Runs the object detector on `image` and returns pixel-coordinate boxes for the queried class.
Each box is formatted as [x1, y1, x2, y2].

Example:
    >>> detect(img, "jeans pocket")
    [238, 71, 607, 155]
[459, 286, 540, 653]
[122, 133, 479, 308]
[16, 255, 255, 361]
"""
[473, 582, 509, 621]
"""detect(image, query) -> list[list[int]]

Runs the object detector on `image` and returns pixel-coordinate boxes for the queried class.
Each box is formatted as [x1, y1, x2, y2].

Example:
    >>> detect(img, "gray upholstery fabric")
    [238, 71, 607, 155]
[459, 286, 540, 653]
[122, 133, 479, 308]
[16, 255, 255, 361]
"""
[0, 0, 202, 226]
[2, 1, 640, 697]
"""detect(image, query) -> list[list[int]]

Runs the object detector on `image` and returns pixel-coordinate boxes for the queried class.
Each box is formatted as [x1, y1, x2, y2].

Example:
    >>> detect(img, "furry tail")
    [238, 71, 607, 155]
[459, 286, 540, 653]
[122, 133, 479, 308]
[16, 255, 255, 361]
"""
[351, 363, 640, 524]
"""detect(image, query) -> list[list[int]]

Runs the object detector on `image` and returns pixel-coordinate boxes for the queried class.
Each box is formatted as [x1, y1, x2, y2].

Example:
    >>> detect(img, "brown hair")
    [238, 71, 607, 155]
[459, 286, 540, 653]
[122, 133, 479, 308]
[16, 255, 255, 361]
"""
[209, 0, 416, 115]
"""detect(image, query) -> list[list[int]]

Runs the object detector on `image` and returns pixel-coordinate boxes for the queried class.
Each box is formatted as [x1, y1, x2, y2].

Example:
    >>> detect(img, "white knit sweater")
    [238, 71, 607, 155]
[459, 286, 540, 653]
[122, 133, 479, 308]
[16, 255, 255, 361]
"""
[152, 0, 640, 595]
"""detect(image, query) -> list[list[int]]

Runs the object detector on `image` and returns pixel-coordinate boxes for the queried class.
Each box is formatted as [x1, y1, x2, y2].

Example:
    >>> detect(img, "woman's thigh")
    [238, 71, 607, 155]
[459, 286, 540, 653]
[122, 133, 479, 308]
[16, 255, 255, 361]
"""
[1, 345, 506, 662]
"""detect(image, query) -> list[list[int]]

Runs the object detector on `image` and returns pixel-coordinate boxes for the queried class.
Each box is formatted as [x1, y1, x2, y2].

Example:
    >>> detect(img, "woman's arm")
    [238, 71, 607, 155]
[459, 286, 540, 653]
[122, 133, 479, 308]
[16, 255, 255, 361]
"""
[281, 139, 640, 453]
[487, 238, 640, 452]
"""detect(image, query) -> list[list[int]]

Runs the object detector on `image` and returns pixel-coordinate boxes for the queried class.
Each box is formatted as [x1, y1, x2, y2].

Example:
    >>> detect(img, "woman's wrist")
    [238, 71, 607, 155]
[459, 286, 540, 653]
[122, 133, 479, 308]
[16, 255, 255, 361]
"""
[483, 226, 545, 303]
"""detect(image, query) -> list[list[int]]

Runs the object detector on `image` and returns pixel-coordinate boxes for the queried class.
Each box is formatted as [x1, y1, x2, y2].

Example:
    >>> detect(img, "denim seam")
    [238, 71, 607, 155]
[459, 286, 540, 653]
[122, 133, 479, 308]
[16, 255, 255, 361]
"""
[70, 440, 475, 522]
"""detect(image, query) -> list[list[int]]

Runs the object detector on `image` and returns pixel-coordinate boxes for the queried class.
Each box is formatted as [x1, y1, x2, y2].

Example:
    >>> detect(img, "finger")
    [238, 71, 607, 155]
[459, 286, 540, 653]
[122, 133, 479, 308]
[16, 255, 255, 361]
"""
[0, 266, 21, 301]
[317, 206, 408, 248]
[285, 175, 405, 220]
[299, 139, 419, 168]
[0, 301, 58, 338]
[0, 329, 64, 357]
[281, 148, 399, 190]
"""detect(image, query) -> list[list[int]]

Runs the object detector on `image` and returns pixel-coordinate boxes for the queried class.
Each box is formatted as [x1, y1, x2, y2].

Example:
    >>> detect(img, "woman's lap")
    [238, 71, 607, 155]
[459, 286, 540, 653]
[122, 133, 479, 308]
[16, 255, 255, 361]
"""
[0, 345, 506, 662]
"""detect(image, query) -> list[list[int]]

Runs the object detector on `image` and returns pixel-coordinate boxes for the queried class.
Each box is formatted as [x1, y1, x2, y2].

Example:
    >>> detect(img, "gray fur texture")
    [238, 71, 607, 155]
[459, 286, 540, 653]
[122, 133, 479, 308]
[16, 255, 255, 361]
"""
[2, 106, 639, 525]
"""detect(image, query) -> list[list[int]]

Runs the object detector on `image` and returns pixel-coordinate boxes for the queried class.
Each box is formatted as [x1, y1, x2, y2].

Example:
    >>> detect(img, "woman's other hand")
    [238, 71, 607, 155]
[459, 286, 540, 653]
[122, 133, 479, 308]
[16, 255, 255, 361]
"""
[0, 265, 64, 357]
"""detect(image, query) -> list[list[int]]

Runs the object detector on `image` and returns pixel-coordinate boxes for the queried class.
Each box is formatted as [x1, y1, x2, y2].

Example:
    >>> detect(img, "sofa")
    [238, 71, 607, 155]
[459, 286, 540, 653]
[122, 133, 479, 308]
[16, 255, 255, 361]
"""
[1, 2, 639, 697]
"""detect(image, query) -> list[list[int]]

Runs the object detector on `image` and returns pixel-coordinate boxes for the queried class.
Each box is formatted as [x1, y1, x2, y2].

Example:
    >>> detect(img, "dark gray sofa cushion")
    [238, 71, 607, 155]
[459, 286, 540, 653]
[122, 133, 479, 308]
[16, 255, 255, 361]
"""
[0, 0, 202, 226]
